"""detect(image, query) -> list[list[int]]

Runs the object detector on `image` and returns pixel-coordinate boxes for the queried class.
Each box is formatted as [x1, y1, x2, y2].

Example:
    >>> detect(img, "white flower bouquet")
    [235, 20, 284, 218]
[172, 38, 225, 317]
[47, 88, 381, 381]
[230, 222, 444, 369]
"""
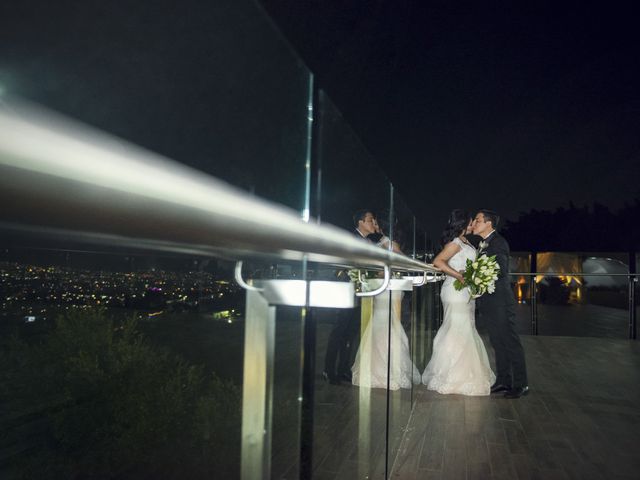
[453, 254, 500, 299]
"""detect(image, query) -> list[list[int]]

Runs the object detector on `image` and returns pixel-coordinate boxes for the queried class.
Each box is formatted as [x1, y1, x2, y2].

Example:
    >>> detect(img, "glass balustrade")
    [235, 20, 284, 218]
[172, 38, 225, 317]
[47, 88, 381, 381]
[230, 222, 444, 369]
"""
[636, 254, 639, 339]
[509, 252, 533, 335]
[0, 0, 312, 214]
[310, 91, 394, 479]
[505, 252, 634, 339]
[1, 1, 638, 479]
[532, 252, 630, 338]
[385, 191, 420, 471]
[413, 220, 440, 372]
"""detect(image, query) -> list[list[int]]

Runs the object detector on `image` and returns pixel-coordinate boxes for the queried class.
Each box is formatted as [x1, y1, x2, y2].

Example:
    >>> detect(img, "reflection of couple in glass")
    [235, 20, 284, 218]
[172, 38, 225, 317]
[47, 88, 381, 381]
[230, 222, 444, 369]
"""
[350, 209, 421, 390]
[323, 209, 406, 386]
[352, 209, 401, 253]
[346, 208, 528, 398]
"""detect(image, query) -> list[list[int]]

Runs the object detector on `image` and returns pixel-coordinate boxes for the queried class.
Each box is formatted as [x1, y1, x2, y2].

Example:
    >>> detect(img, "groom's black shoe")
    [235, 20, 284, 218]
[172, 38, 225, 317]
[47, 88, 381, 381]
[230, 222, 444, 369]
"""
[490, 383, 511, 394]
[504, 386, 529, 399]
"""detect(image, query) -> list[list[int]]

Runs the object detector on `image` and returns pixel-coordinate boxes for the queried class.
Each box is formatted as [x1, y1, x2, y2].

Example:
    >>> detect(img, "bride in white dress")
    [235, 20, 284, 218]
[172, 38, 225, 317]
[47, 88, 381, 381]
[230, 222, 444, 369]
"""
[422, 209, 496, 395]
[352, 235, 421, 390]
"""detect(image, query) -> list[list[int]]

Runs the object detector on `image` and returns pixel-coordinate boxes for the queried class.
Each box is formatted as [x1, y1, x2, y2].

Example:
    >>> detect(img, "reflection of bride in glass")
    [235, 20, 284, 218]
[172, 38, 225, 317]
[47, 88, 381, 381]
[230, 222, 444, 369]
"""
[351, 222, 421, 390]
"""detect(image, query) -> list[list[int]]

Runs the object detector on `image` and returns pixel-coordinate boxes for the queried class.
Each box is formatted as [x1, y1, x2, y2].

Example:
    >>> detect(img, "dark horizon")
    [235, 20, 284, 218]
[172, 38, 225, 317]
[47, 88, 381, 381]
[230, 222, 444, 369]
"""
[262, 1, 640, 232]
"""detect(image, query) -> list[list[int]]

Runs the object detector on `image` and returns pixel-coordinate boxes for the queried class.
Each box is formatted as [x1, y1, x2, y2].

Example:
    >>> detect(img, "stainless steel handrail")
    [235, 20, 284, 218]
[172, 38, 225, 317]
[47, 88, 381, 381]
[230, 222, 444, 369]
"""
[0, 102, 438, 274]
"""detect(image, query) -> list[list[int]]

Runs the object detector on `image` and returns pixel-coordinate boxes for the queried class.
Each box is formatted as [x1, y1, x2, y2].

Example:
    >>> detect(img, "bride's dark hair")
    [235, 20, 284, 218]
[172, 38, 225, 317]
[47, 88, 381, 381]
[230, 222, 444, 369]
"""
[440, 209, 472, 248]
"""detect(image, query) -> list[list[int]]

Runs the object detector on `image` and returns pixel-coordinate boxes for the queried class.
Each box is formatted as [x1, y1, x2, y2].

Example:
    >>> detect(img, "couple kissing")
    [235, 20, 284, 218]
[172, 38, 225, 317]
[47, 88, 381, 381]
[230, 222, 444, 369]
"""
[423, 209, 529, 398]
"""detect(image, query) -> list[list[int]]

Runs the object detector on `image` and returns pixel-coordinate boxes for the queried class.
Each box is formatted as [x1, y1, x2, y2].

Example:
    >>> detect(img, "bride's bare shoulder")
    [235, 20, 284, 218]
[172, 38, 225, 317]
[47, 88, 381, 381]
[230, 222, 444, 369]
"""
[441, 239, 462, 253]
[447, 237, 463, 247]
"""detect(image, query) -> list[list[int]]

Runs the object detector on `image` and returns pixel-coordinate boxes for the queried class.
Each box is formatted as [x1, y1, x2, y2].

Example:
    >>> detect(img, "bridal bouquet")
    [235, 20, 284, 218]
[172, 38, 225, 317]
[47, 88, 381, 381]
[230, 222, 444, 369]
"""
[453, 254, 500, 299]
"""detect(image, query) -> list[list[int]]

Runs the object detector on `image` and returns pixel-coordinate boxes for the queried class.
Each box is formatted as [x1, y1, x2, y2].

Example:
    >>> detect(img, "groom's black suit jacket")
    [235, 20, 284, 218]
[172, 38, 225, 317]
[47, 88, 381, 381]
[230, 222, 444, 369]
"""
[475, 231, 515, 308]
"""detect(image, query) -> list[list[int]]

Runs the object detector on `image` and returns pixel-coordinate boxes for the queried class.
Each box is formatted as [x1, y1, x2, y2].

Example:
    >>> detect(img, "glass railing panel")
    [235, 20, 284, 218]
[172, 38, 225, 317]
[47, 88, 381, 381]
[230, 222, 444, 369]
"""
[636, 254, 639, 339]
[0, 243, 312, 479]
[310, 92, 392, 479]
[270, 303, 305, 477]
[0, 0, 447, 477]
[306, 265, 388, 478]
[0, 245, 246, 479]
[312, 91, 391, 232]
[389, 190, 414, 255]
[0, 0, 312, 214]
[413, 281, 440, 373]
[414, 220, 436, 264]
[385, 193, 419, 468]
[2, 0, 317, 468]
[510, 252, 532, 335]
[413, 220, 440, 375]
[308, 296, 364, 477]
[535, 252, 629, 338]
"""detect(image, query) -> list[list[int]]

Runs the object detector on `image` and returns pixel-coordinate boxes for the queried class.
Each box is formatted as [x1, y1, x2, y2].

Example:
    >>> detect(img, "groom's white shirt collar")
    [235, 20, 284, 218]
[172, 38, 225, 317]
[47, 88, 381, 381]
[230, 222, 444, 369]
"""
[482, 230, 496, 241]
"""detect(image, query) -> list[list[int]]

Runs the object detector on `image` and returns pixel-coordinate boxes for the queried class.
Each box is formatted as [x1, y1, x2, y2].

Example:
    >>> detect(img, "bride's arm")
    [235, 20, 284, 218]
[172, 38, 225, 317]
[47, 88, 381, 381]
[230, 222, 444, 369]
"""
[433, 242, 464, 283]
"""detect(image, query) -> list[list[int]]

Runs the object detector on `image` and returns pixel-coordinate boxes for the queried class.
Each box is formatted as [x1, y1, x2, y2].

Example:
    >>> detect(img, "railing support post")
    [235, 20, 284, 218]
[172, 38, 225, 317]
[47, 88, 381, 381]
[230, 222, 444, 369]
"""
[300, 305, 315, 479]
[240, 290, 275, 480]
[629, 276, 637, 340]
[629, 251, 637, 340]
[530, 276, 538, 335]
[530, 252, 538, 335]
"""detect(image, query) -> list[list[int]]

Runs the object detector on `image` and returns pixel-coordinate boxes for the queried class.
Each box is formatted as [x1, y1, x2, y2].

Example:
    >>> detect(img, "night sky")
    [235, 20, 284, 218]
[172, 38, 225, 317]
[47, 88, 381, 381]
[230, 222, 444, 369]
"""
[263, 1, 640, 230]
[2, 1, 639, 241]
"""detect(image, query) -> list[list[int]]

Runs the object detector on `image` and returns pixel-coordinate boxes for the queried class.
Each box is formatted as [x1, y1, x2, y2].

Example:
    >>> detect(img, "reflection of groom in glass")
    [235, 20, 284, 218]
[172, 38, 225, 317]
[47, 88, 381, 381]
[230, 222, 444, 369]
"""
[322, 210, 377, 384]
[354, 209, 378, 239]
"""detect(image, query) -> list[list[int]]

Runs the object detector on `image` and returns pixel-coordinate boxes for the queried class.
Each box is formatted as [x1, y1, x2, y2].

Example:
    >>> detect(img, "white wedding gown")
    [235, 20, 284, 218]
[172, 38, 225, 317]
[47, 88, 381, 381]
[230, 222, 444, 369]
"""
[422, 237, 496, 395]
[352, 289, 421, 390]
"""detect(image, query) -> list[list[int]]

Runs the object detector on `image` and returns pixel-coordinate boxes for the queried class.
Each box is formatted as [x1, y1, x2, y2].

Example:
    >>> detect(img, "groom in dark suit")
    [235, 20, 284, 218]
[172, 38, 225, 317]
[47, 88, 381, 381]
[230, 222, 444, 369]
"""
[472, 209, 529, 398]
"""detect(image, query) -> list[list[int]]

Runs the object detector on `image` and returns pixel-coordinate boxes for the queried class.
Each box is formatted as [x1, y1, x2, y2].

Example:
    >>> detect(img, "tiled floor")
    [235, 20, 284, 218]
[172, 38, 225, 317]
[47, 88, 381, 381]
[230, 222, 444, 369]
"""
[390, 336, 640, 479]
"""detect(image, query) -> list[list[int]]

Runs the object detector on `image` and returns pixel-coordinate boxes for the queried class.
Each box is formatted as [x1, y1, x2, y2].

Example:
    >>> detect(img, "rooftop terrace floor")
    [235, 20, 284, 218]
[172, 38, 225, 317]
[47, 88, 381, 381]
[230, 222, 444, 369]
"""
[398, 335, 640, 479]
[311, 335, 640, 480]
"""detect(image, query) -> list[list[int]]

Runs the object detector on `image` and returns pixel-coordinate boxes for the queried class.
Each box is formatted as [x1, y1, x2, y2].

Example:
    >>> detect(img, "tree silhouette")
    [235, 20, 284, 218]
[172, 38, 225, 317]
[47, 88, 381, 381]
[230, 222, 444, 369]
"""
[502, 198, 640, 252]
[0, 310, 241, 479]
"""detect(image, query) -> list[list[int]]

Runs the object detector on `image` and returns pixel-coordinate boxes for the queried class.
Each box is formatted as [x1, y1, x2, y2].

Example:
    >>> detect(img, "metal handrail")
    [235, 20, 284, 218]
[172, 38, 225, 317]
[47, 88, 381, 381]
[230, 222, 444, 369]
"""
[0, 102, 438, 274]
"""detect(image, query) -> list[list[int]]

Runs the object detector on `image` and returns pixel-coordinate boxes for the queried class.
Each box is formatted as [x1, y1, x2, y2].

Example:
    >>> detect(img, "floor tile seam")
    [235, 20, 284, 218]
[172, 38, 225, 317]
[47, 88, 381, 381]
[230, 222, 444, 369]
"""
[388, 391, 423, 477]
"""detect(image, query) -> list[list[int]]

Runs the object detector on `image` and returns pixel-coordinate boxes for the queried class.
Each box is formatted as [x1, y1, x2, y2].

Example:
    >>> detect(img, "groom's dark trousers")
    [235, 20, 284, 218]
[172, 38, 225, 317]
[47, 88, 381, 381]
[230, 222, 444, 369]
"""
[324, 304, 360, 379]
[477, 232, 528, 388]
